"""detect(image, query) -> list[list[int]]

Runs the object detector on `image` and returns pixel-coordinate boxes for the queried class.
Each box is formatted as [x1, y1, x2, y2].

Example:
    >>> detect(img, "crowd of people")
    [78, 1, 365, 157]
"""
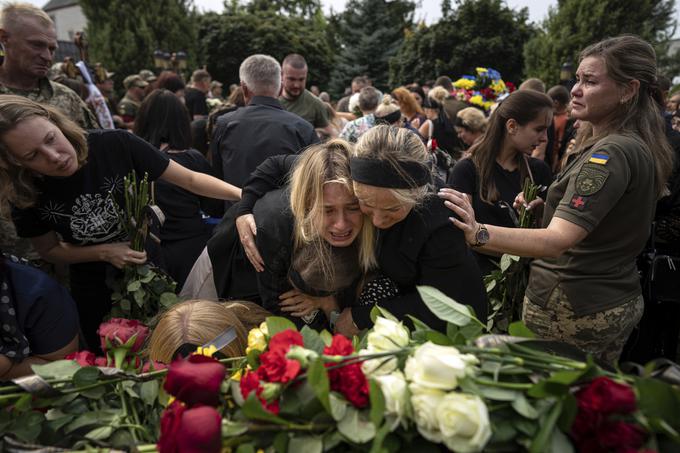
[1, 2, 680, 380]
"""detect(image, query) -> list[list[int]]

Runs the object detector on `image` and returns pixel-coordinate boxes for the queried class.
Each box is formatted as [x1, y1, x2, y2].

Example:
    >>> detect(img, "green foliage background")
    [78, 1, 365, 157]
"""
[78, 0, 679, 97]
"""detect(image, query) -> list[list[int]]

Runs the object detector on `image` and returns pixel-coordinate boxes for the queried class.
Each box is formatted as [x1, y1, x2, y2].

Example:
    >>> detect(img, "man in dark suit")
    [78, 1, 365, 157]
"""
[211, 54, 318, 211]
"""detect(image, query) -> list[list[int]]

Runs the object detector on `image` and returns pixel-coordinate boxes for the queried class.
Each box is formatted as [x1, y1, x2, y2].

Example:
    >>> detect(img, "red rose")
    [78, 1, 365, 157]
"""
[97, 318, 149, 353]
[94, 356, 108, 367]
[240, 371, 280, 415]
[577, 377, 637, 415]
[324, 335, 369, 408]
[257, 348, 301, 383]
[570, 405, 603, 442]
[142, 360, 168, 373]
[164, 354, 226, 407]
[598, 421, 646, 450]
[65, 350, 96, 366]
[158, 400, 186, 453]
[268, 330, 304, 353]
[176, 406, 222, 453]
[323, 334, 354, 356]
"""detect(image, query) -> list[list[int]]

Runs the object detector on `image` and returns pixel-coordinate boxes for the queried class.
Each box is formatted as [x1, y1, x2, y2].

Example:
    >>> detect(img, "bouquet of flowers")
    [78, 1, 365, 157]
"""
[452, 67, 515, 112]
[2, 289, 679, 452]
[107, 170, 178, 325]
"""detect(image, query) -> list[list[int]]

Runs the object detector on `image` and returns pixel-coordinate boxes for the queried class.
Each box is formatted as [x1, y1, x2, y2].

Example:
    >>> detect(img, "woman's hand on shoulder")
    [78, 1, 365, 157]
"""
[279, 289, 336, 318]
[100, 243, 147, 269]
[236, 214, 264, 272]
[437, 188, 478, 245]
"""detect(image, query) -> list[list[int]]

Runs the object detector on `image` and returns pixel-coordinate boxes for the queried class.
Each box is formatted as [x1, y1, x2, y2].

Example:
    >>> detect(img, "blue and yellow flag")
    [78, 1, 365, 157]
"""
[589, 153, 609, 165]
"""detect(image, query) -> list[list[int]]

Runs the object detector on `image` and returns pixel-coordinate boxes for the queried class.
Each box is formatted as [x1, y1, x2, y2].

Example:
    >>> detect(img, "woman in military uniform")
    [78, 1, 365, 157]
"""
[439, 35, 673, 365]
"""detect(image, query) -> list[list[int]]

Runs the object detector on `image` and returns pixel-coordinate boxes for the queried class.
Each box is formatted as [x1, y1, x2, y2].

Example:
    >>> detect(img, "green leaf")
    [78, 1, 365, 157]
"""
[320, 330, 333, 346]
[140, 380, 159, 406]
[490, 419, 517, 443]
[338, 406, 376, 444]
[508, 321, 536, 338]
[425, 330, 453, 345]
[557, 393, 578, 432]
[65, 409, 119, 434]
[126, 280, 141, 292]
[133, 289, 146, 307]
[529, 399, 562, 453]
[477, 385, 519, 401]
[374, 305, 398, 322]
[370, 421, 392, 453]
[401, 316, 429, 334]
[160, 292, 178, 308]
[13, 393, 32, 412]
[246, 349, 261, 369]
[85, 425, 113, 441]
[308, 358, 331, 414]
[136, 264, 150, 276]
[369, 379, 385, 428]
[370, 305, 381, 324]
[417, 285, 477, 327]
[301, 326, 326, 354]
[512, 394, 538, 419]
[111, 291, 122, 301]
[73, 366, 101, 387]
[236, 444, 256, 453]
[241, 393, 288, 424]
[329, 392, 348, 422]
[289, 435, 323, 453]
[266, 316, 298, 336]
[550, 427, 575, 453]
[500, 254, 519, 272]
[11, 411, 44, 442]
[458, 322, 484, 340]
[636, 377, 680, 428]
[485, 279, 497, 293]
[222, 420, 249, 437]
[273, 431, 289, 452]
[528, 380, 569, 398]
[32, 360, 81, 380]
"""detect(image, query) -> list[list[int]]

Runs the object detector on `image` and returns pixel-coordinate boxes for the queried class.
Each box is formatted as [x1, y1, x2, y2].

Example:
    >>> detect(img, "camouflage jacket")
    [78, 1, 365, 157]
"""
[117, 95, 140, 119]
[0, 78, 100, 129]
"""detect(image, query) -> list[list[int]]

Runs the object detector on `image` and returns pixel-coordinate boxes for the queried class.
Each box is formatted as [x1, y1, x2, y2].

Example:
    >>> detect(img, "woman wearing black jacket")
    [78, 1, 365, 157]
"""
[237, 126, 488, 333]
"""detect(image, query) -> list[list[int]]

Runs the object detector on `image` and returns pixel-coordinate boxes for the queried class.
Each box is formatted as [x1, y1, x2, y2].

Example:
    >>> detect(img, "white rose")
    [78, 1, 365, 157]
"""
[404, 342, 478, 390]
[367, 317, 410, 352]
[361, 350, 398, 376]
[374, 371, 411, 430]
[436, 393, 492, 453]
[409, 383, 445, 442]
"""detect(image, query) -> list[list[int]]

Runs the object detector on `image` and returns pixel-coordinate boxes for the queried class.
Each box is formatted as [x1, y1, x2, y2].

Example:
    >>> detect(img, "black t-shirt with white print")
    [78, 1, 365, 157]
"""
[12, 129, 170, 244]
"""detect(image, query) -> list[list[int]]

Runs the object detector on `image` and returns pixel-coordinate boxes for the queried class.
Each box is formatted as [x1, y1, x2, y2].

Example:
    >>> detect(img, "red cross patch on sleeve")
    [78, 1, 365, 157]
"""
[569, 194, 587, 210]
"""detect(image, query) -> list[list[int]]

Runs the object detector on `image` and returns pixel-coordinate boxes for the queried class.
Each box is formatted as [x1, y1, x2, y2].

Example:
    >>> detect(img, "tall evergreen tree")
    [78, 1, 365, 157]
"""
[80, 0, 198, 85]
[523, 0, 677, 86]
[389, 0, 534, 87]
[328, 0, 416, 96]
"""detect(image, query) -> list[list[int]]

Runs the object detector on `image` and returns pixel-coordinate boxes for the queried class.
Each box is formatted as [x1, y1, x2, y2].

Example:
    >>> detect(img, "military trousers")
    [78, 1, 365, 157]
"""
[522, 286, 644, 366]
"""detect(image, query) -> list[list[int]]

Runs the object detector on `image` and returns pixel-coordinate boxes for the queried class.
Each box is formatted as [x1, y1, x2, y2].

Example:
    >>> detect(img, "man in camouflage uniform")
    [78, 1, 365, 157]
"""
[118, 75, 148, 129]
[0, 3, 98, 260]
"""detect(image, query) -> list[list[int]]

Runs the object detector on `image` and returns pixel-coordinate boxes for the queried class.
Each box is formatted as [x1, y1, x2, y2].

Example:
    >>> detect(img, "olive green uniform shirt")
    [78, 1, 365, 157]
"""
[0, 78, 99, 129]
[279, 89, 329, 128]
[526, 133, 655, 316]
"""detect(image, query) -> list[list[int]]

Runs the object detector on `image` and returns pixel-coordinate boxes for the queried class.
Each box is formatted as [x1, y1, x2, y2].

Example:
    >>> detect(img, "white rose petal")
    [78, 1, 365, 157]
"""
[409, 384, 445, 442]
[374, 371, 411, 430]
[404, 342, 478, 391]
[436, 393, 492, 453]
[366, 317, 410, 352]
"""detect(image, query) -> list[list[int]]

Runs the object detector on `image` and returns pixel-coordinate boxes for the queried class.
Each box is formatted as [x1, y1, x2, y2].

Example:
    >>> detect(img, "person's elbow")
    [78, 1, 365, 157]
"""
[541, 220, 588, 258]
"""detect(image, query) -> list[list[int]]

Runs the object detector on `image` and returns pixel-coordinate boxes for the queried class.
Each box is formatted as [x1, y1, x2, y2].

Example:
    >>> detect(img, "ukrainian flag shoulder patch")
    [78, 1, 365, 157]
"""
[589, 153, 609, 165]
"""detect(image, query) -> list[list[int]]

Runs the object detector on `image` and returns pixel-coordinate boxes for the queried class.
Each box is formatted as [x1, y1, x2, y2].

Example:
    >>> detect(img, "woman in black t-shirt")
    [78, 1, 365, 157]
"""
[0, 95, 241, 349]
[447, 90, 553, 275]
[134, 89, 222, 287]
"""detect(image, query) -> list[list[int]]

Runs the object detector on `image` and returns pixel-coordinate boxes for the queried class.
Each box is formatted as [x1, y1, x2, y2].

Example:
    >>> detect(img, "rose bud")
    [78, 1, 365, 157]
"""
[164, 354, 226, 407]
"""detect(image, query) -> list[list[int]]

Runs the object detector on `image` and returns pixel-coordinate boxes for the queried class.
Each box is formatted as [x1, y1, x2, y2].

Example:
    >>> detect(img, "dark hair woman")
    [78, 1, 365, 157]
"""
[440, 35, 674, 366]
[447, 90, 554, 275]
[134, 89, 221, 287]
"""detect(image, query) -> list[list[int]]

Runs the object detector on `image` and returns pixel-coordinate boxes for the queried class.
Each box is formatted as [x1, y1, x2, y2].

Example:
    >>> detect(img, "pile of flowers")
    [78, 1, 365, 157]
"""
[2, 287, 680, 452]
[452, 67, 515, 112]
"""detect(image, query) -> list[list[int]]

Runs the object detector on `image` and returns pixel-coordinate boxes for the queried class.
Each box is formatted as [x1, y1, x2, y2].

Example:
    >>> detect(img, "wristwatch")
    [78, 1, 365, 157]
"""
[472, 224, 489, 247]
